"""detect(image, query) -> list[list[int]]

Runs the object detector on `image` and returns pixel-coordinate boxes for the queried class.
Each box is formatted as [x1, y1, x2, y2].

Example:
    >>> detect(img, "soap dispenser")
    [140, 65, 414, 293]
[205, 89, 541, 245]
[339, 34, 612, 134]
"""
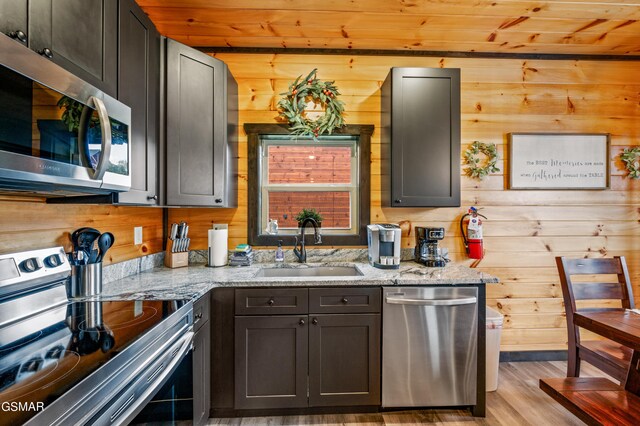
[275, 240, 284, 262]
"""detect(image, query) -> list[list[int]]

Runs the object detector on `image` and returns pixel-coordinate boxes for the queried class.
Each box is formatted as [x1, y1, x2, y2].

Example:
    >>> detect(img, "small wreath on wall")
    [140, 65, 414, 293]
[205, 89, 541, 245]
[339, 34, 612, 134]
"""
[620, 147, 640, 179]
[463, 141, 500, 180]
[277, 68, 346, 138]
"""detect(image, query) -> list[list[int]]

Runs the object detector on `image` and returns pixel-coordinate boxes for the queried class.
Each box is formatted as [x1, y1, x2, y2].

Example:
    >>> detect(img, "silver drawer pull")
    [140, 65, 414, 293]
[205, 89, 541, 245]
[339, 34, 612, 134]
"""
[110, 394, 135, 423]
[147, 363, 165, 383]
[385, 296, 477, 306]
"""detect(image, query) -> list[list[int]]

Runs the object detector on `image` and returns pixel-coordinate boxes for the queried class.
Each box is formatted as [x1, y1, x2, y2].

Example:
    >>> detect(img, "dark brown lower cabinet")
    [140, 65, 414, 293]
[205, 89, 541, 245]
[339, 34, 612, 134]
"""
[193, 319, 211, 425]
[234, 313, 380, 410]
[234, 315, 309, 409]
[309, 314, 380, 407]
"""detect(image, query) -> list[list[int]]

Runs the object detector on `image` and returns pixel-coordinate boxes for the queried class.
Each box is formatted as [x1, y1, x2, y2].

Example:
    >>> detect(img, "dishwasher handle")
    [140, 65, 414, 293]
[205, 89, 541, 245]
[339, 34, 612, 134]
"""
[385, 296, 477, 306]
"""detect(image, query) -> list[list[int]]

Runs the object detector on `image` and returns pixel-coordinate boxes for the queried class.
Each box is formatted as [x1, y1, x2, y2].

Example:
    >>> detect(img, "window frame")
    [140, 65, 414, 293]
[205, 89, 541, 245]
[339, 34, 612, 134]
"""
[246, 123, 372, 246]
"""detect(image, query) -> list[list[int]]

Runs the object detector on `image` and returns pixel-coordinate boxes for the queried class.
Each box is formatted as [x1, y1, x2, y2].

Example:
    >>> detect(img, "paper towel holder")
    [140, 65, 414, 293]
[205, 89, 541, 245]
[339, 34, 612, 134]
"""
[208, 223, 229, 267]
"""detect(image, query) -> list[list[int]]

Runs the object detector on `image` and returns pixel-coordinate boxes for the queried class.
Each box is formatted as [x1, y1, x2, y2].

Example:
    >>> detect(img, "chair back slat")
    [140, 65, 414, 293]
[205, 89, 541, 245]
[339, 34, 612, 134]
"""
[571, 282, 623, 300]
[561, 258, 623, 275]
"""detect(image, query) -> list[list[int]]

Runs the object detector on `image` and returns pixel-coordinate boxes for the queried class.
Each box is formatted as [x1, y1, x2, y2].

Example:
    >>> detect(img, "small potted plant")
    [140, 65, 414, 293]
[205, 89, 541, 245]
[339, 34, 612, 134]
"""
[295, 208, 323, 228]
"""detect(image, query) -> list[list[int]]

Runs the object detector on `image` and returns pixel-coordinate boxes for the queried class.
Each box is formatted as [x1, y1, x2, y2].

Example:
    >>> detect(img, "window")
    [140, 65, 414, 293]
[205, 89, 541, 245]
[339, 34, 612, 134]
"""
[247, 124, 372, 246]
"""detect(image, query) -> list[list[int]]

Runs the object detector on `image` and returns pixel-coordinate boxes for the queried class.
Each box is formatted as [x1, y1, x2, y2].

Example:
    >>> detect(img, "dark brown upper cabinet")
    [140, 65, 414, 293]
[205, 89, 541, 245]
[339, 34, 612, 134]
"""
[1, 0, 118, 97]
[164, 38, 238, 207]
[116, 0, 160, 205]
[0, 1, 29, 46]
[381, 67, 461, 207]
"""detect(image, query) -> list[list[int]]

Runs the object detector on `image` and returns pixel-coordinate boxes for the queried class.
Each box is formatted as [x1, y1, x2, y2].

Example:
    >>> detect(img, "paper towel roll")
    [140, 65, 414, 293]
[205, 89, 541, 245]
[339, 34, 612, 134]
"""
[208, 224, 228, 267]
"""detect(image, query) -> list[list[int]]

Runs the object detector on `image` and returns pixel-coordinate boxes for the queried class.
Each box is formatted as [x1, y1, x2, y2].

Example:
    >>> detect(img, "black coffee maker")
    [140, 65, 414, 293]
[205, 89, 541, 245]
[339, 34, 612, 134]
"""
[415, 227, 446, 267]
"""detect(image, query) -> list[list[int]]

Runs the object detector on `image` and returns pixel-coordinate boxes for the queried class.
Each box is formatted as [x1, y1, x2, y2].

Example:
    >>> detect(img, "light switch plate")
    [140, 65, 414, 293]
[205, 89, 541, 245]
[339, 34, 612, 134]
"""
[134, 226, 143, 245]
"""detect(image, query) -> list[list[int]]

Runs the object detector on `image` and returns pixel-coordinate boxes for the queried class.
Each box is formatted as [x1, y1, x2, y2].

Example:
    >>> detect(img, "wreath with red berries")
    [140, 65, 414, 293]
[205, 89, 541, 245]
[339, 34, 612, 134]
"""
[278, 69, 346, 138]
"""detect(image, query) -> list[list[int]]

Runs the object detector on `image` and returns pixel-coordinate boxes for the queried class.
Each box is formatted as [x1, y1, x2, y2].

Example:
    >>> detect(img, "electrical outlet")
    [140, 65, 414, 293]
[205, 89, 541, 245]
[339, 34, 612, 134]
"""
[134, 226, 143, 245]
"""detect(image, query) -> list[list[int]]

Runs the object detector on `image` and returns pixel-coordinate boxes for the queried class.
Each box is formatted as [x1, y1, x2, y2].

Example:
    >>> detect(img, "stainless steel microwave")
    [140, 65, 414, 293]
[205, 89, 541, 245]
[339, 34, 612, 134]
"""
[0, 34, 131, 195]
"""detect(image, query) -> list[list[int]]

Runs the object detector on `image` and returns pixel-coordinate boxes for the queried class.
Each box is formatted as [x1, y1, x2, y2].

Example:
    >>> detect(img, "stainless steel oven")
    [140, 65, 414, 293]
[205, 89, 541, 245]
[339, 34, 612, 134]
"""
[0, 34, 131, 195]
[0, 248, 194, 426]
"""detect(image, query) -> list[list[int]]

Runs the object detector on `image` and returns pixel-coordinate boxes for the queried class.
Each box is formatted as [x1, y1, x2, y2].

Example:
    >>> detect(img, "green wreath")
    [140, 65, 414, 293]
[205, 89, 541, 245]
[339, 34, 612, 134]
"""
[463, 141, 500, 180]
[277, 69, 346, 138]
[620, 147, 640, 179]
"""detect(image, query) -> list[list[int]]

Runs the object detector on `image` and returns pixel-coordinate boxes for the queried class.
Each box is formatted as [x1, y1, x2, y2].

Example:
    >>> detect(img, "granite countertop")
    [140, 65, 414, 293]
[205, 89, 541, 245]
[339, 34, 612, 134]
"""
[96, 261, 498, 301]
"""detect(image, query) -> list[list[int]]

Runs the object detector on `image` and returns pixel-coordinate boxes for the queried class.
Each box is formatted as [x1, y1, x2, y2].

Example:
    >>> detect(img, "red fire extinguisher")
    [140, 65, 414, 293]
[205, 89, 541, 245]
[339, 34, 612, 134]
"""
[460, 207, 487, 260]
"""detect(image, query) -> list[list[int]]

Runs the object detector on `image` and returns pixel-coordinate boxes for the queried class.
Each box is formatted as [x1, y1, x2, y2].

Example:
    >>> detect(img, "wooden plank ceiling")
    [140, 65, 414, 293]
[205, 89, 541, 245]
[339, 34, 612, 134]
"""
[138, 0, 640, 56]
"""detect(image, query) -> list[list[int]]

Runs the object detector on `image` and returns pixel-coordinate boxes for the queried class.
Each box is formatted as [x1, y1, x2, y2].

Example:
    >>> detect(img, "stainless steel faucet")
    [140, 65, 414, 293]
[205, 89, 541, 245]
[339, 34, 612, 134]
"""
[293, 218, 322, 263]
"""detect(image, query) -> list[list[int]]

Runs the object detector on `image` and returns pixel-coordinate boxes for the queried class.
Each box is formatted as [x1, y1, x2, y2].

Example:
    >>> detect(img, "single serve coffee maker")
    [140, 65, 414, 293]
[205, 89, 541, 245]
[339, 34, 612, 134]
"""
[367, 224, 401, 269]
[415, 227, 446, 267]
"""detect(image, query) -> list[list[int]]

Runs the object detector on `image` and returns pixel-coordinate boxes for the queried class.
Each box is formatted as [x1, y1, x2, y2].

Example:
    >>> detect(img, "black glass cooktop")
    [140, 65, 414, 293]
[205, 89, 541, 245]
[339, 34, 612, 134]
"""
[0, 299, 189, 425]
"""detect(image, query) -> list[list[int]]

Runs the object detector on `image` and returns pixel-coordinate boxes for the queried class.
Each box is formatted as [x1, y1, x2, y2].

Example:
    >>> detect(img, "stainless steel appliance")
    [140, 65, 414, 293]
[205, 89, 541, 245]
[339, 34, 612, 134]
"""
[382, 286, 478, 407]
[415, 226, 446, 267]
[0, 247, 193, 425]
[0, 34, 131, 196]
[367, 224, 401, 269]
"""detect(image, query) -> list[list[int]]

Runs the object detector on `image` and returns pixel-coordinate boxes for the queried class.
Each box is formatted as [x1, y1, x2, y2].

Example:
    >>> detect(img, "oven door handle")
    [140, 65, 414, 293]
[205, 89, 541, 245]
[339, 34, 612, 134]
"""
[110, 330, 194, 426]
[78, 96, 112, 180]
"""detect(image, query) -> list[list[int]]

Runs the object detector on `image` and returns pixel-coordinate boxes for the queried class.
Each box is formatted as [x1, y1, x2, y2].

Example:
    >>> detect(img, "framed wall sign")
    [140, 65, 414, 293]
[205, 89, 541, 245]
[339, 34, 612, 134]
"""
[508, 133, 609, 190]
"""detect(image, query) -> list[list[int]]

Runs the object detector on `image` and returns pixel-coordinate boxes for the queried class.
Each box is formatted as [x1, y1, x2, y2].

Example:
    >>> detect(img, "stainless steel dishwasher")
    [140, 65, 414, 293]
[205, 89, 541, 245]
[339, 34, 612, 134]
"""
[382, 286, 478, 407]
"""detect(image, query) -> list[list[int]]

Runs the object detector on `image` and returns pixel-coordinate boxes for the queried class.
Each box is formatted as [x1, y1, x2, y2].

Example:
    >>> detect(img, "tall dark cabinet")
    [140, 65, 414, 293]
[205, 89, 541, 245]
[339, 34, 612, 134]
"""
[381, 67, 461, 207]
[0, 0, 118, 97]
[164, 38, 238, 207]
[116, 0, 160, 205]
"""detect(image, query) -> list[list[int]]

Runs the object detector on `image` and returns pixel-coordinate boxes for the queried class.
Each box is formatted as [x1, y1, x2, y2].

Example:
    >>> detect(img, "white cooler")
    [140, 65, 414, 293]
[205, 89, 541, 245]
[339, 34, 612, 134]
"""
[486, 306, 504, 391]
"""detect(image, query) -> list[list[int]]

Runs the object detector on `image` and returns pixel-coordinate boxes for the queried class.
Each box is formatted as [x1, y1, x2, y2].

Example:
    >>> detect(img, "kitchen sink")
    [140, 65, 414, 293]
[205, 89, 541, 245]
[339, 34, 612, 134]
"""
[255, 265, 363, 278]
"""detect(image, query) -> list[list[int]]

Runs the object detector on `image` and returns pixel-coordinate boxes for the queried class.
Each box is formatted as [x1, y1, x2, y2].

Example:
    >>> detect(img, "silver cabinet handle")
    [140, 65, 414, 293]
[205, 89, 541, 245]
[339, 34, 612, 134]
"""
[79, 96, 112, 180]
[385, 296, 477, 306]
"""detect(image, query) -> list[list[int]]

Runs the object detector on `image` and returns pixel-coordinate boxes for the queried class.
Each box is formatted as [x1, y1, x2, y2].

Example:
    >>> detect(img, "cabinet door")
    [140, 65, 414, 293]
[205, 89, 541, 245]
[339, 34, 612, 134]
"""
[0, 0, 28, 45]
[308, 314, 381, 406]
[116, 0, 159, 205]
[29, 0, 118, 97]
[193, 319, 211, 426]
[165, 39, 227, 206]
[382, 67, 460, 207]
[234, 315, 308, 409]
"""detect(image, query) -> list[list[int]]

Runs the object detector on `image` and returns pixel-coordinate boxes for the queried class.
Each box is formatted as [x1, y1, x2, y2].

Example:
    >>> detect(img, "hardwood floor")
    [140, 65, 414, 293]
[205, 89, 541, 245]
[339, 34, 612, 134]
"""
[208, 361, 611, 425]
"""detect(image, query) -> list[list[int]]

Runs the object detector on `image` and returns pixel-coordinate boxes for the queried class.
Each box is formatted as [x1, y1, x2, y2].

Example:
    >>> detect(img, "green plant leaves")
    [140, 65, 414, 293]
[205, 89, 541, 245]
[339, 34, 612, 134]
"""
[277, 69, 346, 138]
[620, 147, 640, 179]
[463, 141, 500, 180]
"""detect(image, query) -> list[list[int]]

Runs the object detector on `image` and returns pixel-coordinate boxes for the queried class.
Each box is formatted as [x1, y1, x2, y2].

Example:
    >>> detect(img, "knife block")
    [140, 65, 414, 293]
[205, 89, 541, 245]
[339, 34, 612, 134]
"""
[164, 241, 189, 268]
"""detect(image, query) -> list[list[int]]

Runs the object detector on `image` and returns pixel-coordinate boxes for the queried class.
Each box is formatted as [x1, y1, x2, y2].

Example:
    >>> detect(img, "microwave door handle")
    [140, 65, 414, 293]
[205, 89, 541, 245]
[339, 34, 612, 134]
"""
[79, 96, 112, 180]
[90, 96, 112, 180]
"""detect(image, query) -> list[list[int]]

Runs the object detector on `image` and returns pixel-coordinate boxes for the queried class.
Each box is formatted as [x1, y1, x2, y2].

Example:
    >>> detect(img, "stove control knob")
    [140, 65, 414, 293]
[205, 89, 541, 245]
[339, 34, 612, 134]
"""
[45, 253, 64, 268]
[20, 257, 44, 273]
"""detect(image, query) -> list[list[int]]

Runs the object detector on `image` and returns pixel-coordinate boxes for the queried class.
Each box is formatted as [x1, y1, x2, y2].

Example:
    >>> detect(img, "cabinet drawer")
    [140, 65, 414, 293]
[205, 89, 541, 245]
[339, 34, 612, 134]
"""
[235, 288, 309, 315]
[309, 288, 381, 313]
[193, 293, 210, 332]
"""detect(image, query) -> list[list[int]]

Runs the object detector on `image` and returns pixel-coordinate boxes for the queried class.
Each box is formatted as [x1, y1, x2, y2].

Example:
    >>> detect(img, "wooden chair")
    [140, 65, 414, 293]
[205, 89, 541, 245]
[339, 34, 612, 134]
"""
[556, 256, 635, 382]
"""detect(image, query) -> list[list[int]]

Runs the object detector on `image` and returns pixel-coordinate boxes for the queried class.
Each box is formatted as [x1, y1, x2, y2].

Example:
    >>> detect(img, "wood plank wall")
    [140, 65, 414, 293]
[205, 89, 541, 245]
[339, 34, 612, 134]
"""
[0, 197, 163, 264]
[168, 53, 640, 352]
